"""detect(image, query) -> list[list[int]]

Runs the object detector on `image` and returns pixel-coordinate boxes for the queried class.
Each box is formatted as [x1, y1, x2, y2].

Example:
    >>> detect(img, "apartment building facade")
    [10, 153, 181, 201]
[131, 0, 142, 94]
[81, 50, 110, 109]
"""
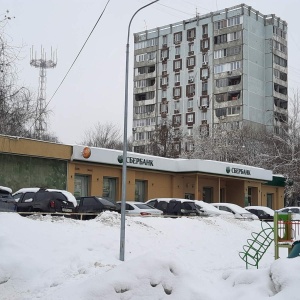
[132, 3, 288, 154]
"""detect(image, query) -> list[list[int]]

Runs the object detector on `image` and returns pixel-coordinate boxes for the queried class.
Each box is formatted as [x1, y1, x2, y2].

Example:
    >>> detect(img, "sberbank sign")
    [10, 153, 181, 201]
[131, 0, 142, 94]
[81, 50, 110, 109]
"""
[118, 155, 154, 166]
[226, 166, 251, 175]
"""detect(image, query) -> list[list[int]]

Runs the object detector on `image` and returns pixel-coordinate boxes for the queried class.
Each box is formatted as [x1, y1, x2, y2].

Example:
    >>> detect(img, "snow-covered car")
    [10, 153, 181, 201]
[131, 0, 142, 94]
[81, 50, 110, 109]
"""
[116, 201, 163, 217]
[194, 200, 231, 217]
[211, 203, 259, 220]
[277, 207, 300, 220]
[0, 186, 16, 212]
[13, 187, 77, 214]
[244, 206, 274, 221]
[146, 198, 202, 217]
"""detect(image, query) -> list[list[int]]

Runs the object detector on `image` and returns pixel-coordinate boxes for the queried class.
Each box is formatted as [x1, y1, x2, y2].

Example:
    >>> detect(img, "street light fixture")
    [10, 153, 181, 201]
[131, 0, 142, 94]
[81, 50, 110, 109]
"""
[120, 0, 159, 262]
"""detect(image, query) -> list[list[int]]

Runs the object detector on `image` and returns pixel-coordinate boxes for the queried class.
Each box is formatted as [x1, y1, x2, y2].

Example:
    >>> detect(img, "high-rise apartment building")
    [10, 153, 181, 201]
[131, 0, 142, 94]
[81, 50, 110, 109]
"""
[132, 3, 288, 154]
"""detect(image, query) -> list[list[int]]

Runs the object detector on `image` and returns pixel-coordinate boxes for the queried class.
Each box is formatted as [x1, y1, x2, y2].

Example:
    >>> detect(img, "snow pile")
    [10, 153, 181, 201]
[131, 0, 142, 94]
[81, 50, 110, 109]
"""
[0, 212, 299, 299]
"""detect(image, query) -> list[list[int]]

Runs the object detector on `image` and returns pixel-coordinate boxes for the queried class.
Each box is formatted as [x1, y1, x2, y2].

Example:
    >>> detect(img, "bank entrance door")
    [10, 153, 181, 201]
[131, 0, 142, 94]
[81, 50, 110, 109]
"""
[135, 180, 147, 202]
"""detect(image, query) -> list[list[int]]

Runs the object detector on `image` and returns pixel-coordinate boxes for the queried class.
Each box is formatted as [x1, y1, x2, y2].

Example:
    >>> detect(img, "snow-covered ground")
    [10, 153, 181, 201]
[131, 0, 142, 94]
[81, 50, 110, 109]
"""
[0, 212, 299, 300]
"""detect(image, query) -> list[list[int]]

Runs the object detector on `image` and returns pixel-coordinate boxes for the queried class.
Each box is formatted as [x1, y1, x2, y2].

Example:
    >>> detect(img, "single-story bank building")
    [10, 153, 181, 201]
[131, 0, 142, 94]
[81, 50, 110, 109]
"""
[0, 135, 285, 209]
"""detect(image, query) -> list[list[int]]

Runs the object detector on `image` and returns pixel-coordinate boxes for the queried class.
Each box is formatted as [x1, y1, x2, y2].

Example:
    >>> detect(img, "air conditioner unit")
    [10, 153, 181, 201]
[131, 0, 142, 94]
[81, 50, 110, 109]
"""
[203, 76, 208, 80]
[202, 105, 208, 109]
[227, 71, 232, 75]
[220, 115, 225, 120]
[203, 61, 208, 65]
[189, 78, 194, 83]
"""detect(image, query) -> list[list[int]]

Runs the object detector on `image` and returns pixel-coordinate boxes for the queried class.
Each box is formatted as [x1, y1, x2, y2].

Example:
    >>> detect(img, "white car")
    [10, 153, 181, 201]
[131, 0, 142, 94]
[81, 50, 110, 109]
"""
[211, 203, 259, 220]
[194, 200, 230, 217]
[277, 207, 300, 220]
[116, 201, 163, 217]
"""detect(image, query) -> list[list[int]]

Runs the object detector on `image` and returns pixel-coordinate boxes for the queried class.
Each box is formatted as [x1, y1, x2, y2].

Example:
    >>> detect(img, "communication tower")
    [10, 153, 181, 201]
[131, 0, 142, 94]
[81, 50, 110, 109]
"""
[30, 46, 57, 139]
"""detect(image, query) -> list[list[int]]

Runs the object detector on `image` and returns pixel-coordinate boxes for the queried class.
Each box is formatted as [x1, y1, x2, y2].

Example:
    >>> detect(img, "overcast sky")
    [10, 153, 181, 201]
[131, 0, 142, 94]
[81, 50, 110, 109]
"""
[2, 0, 300, 145]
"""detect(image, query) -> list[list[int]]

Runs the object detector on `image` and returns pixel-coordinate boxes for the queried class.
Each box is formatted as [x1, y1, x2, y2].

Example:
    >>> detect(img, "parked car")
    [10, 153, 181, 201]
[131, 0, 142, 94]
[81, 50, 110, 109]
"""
[194, 200, 231, 217]
[277, 207, 300, 220]
[244, 206, 274, 221]
[0, 186, 16, 212]
[116, 201, 163, 217]
[76, 196, 117, 220]
[13, 188, 77, 214]
[211, 203, 259, 220]
[146, 198, 202, 217]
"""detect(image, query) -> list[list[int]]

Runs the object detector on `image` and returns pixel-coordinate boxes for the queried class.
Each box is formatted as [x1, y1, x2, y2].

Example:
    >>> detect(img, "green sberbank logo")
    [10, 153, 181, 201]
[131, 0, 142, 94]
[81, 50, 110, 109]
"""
[226, 166, 251, 175]
[117, 155, 153, 166]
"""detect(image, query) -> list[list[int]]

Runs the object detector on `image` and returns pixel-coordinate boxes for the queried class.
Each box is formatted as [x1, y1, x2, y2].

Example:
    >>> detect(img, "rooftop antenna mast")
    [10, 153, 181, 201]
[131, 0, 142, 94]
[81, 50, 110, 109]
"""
[30, 46, 57, 139]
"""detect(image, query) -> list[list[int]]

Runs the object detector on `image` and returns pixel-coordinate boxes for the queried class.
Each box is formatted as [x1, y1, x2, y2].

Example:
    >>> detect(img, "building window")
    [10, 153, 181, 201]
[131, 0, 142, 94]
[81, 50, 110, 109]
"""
[186, 113, 195, 124]
[202, 53, 208, 64]
[162, 35, 167, 45]
[161, 49, 169, 60]
[273, 26, 286, 39]
[188, 71, 195, 82]
[135, 132, 145, 141]
[135, 180, 147, 202]
[174, 101, 180, 113]
[187, 99, 193, 109]
[201, 68, 208, 79]
[187, 128, 193, 136]
[173, 87, 181, 98]
[274, 54, 287, 67]
[173, 59, 182, 71]
[175, 46, 181, 56]
[201, 39, 209, 49]
[215, 93, 227, 102]
[214, 19, 227, 30]
[216, 78, 227, 88]
[173, 114, 182, 126]
[161, 76, 169, 86]
[202, 82, 208, 92]
[227, 31, 241, 42]
[274, 69, 287, 81]
[227, 106, 240, 115]
[186, 84, 195, 97]
[185, 141, 194, 151]
[267, 194, 273, 209]
[187, 56, 195, 68]
[230, 60, 242, 71]
[175, 73, 180, 83]
[160, 103, 168, 113]
[202, 24, 208, 35]
[227, 16, 242, 27]
[102, 177, 117, 201]
[162, 63, 167, 72]
[200, 96, 209, 107]
[214, 34, 227, 44]
[214, 49, 227, 59]
[187, 28, 196, 40]
[174, 32, 182, 43]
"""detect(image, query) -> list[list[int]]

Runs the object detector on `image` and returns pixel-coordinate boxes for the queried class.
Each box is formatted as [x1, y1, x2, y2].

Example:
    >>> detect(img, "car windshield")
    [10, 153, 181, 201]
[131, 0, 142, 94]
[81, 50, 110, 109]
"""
[182, 202, 197, 210]
[134, 203, 154, 209]
[97, 198, 115, 206]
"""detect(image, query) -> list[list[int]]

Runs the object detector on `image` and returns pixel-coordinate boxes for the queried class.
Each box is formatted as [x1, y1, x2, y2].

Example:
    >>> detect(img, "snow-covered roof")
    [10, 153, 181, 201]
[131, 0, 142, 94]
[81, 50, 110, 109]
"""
[13, 188, 77, 207]
[0, 186, 12, 194]
[246, 206, 275, 216]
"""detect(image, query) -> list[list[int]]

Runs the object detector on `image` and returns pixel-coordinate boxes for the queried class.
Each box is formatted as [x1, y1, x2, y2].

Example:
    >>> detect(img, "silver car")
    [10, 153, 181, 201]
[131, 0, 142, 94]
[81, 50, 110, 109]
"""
[116, 201, 163, 217]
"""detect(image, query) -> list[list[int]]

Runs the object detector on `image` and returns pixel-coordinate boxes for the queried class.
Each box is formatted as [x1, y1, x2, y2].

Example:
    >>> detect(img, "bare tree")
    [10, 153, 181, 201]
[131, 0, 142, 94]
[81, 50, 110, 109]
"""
[146, 120, 183, 158]
[81, 122, 124, 150]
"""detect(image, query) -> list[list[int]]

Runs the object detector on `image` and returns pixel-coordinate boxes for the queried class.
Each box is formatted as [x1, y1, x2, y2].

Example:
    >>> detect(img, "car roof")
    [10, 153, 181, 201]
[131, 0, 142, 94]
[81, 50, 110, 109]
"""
[0, 186, 12, 194]
[147, 198, 195, 203]
[245, 206, 274, 215]
[13, 187, 77, 207]
[211, 203, 251, 214]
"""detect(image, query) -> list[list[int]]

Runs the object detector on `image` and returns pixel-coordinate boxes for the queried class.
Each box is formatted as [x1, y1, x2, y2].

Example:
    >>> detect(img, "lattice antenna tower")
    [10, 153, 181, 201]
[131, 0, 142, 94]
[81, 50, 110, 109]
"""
[30, 46, 57, 139]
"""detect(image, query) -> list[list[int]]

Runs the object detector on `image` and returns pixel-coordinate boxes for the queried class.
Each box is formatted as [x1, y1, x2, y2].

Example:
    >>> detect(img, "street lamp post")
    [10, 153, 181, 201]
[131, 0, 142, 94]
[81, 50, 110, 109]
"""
[120, 0, 159, 262]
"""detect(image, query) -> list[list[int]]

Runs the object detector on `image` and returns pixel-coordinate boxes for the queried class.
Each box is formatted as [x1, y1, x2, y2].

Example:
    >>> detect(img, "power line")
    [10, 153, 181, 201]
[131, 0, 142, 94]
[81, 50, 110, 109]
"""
[34, 0, 111, 124]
